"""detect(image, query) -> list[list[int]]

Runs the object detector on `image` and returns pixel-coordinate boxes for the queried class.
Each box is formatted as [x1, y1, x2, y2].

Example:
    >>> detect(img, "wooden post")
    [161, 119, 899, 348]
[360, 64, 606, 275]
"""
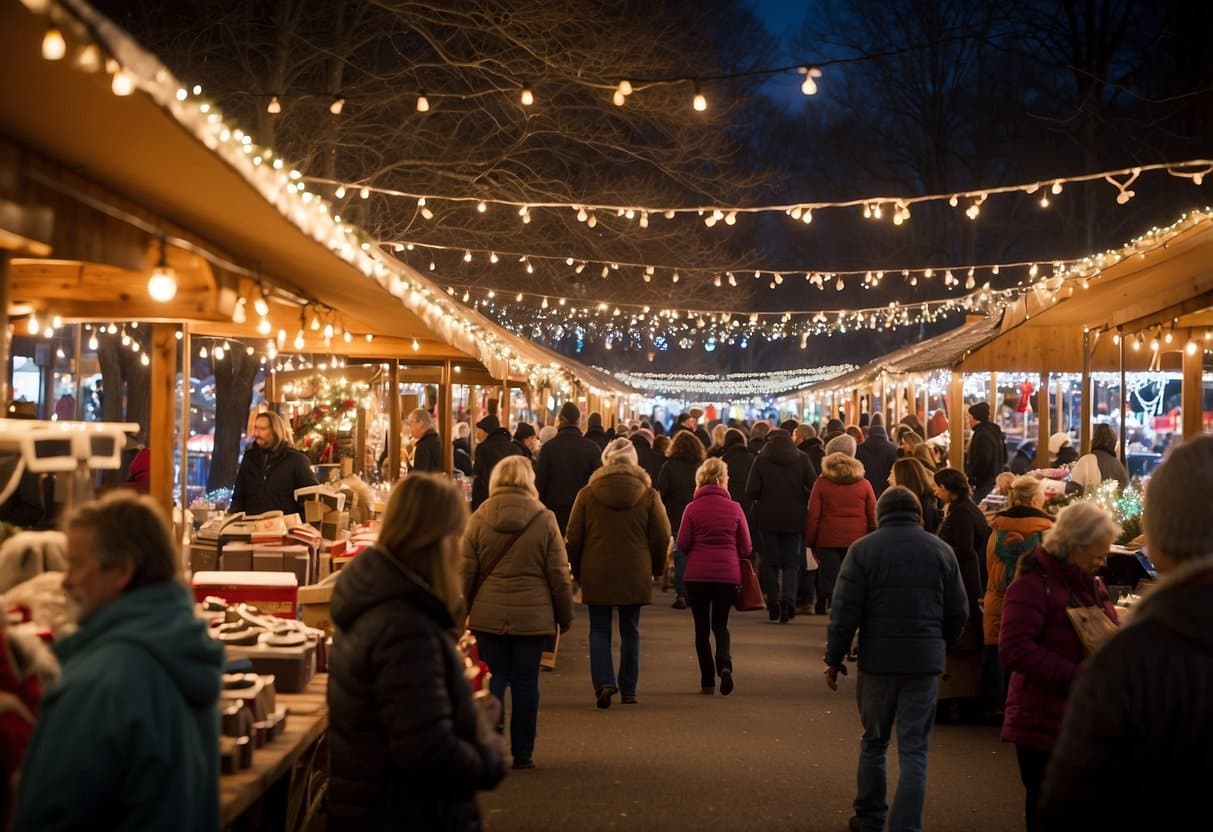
[949, 370, 965, 470]
[1182, 335, 1204, 439]
[0, 250, 9, 411]
[178, 325, 191, 519]
[388, 360, 401, 482]
[1080, 330, 1093, 454]
[500, 378, 510, 428]
[989, 373, 998, 421]
[850, 389, 860, 426]
[1035, 373, 1051, 469]
[1055, 379, 1065, 435]
[149, 325, 177, 517]
[441, 360, 454, 476]
[906, 380, 917, 426]
[1119, 333, 1128, 464]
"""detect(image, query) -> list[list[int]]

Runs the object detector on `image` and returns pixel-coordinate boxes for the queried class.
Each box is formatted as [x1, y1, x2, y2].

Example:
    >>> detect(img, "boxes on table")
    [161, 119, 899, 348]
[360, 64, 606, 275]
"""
[295, 485, 346, 530]
[192, 571, 298, 619]
[189, 542, 219, 573]
[298, 581, 335, 635]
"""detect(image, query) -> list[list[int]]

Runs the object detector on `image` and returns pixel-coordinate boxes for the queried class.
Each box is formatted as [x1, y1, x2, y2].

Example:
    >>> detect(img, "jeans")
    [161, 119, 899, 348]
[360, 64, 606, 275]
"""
[685, 582, 736, 688]
[1015, 744, 1050, 832]
[587, 604, 641, 697]
[673, 545, 688, 598]
[854, 672, 938, 832]
[472, 632, 546, 761]
[814, 547, 845, 608]
[759, 531, 801, 604]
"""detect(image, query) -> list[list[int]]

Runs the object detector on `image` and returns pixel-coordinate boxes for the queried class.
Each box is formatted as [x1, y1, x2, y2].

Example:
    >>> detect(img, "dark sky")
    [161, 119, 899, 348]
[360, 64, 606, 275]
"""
[749, 0, 807, 36]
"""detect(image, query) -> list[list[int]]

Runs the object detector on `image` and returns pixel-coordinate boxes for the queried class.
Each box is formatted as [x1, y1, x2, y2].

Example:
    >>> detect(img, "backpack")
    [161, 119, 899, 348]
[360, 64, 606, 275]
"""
[994, 528, 1043, 590]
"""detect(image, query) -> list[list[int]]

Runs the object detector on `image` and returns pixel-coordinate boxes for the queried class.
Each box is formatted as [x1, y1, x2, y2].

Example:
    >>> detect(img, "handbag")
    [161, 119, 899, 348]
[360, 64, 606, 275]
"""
[1065, 599, 1119, 657]
[734, 558, 766, 612]
[467, 511, 542, 613]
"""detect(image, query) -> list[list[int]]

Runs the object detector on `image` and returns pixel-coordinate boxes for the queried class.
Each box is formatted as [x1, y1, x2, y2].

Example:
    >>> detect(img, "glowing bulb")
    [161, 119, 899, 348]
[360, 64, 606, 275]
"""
[329, 97, 345, 115]
[111, 68, 135, 96]
[199, 345, 208, 359]
[520, 85, 534, 106]
[477, 201, 487, 213]
[1164, 330, 1174, 344]
[267, 95, 281, 114]
[88, 334, 99, 350]
[417, 94, 430, 112]
[692, 86, 707, 111]
[258, 318, 272, 335]
[490, 251, 499, 264]
[464, 250, 473, 262]
[613, 89, 626, 106]
[360, 186, 370, 199]
[42, 27, 66, 61]
[147, 265, 177, 302]
[1051, 181, 1063, 195]
[293, 330, 305, 350]
[412, 338, 420, 351]
[1186, 341, 1197, 356]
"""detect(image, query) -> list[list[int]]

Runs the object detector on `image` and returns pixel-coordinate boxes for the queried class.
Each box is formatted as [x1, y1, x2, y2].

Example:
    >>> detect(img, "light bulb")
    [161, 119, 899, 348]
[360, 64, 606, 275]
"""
[1186, 341, 1197, 356]
[613, 89, 626, 106]
[329, 97, 345, 115]
[360, 186, 370, 199]
[140, 353, 150, 367]
[464, 250, 472, 262]
[417, 94, 430, 112]
[213, 346, 225, 360]
[27, 315, 38, 335]
[88, 334, 99, 350]
[490, 251, 499, 263]
[477, 200, 487, 213]
[618, 80, 633, 96]
[257, 318, 272, 335]
[42, 27, 66, 61]
[692, 86, 707, 111]
[293, 330, 305, 350]
[147, 266, 178, 302]
[324, 323, 334, 339]
[520, 85, 534, 106]
[334, 185, 346, 199]
[267, 95, 281, 114]
[254, 296, 269, 317]
[199, 345, 208, 358]
[111, 68, 135, 96]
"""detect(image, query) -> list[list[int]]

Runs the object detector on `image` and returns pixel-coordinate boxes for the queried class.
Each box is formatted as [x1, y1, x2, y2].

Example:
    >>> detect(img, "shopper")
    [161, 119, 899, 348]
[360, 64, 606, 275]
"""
[805, 433, 876, 616]
[453, 421, 475, 476]
[1039, 435, 1213, 829]
[658, 431, 705, 610]
[229, 409, 318, 516]
[888, 457, 941, 533]
[856, 413, 897, 498]
[328, 473, 506, 829]
[676, 458, 751, 695]
[630, 427, 665, 484]
[824, 486, 969, 832]
[999, 501, 1119, 832]
[535, 402, 602, 534]
[719, 428, 757, 538]
[512, 422, 539, 460]
[934, 467, 990, 654]
[471, 415, 522, 510]
[583, 412, 610, 450]
[13, 491, 224, 831]
[463, 457, 574, 770]
[795, 423, 825, 473]
[1067, 423, 1129, 493]
[1046, 432, 1078, 467]
[408, 407, 443, 473]
[964, 402, 1007, 502]
[566, 438, 670, 709]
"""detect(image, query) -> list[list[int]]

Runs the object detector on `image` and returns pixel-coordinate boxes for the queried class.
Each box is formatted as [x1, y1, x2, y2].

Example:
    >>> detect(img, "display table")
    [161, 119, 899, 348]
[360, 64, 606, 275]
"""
[221, 673, 328, 830]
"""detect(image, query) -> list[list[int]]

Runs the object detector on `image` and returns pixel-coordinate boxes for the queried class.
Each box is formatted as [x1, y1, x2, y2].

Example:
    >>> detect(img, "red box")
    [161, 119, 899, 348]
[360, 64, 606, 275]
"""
[192, 571, 298, 619]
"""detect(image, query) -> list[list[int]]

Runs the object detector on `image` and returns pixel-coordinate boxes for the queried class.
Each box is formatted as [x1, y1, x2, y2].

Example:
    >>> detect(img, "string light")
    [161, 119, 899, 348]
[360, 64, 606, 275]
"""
[519, 83, 534, 106]
[266, 95, 282, 114]
[692, 83, 707, 112]
[329, 97, 345, 115]
[41, 26, 66, 61]
[416, 93, 430, 112]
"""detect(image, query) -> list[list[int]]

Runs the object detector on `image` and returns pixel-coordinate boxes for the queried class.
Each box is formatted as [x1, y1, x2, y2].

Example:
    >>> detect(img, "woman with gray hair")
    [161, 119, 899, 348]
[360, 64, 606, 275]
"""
[998, 500, 1120, 832]
[566, 438, 671, 709]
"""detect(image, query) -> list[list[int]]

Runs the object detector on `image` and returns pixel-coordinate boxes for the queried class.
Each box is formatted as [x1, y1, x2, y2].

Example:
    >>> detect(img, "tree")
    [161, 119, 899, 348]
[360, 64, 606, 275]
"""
[206, 348, 259, 493]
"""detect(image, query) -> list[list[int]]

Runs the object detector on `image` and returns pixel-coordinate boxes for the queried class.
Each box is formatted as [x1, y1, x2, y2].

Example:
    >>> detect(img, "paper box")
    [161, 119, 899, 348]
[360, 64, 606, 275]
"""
[321, 510, 349, 541]
[298, 582, 335, 634]
[303, 500, 326, 525]
[221, 542, 254, 572]
[192, 571, 298, 619]
[253, 549, 283, 573]
[189, 543, 218, 574]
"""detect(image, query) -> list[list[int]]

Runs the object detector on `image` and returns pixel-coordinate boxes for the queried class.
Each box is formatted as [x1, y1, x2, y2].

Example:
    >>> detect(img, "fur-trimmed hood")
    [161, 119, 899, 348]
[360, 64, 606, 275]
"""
[585, 462, 652, 509]
[821, 451, 865, 483]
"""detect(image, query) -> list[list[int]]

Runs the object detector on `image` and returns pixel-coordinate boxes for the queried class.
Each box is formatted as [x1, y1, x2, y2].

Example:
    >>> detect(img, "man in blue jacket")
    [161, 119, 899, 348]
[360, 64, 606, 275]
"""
[824, 486, 968, 832]
[13, 491, 224, 831]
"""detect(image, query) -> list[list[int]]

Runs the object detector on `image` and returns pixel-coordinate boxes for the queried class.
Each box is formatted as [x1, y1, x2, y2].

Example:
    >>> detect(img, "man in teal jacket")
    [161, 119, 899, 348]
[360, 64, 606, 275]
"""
[13, 491, 223, 831]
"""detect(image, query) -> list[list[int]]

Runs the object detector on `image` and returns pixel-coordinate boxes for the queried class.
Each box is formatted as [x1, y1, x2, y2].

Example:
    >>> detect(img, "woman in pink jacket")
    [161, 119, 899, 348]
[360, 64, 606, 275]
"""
[804, 434, 876, 613]
[676, 458, 751, 696]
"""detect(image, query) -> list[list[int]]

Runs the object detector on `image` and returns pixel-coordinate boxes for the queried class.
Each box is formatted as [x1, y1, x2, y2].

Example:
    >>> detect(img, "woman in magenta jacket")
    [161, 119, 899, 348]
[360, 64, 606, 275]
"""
[803, 435, 876, 613]
[676, 458, 752, 696]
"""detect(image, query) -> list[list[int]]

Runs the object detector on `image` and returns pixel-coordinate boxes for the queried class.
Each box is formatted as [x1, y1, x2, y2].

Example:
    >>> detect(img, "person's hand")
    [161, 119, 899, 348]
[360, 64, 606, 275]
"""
[824, 664, 845, 691]
[480, 693, 503, 730]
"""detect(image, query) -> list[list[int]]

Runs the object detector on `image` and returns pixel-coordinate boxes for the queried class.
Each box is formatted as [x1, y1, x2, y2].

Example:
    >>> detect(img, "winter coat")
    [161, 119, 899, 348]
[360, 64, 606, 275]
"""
[983, 506, 1053, 644]
[631, 437, 665, 484]
[919, 493, 942, 535]
[744, 432, 817, 533]
[512, 440, 533, 461]
[804, 453, 876, 550]
[657, 456, 700, 533]
[721, 441, 757, 531]
[965, 419, 1007, 499]
[677, 485, 751, 585]
[798, 437, 825, 475]
[825, 506, 968, 675]
[937, 497, 990, 653]
[229, 441, 319, 517]
[999, 547, 1118, 752]
[453, 438, 474, 477]
[855, 425, 897, 498]
[13, 582, 223, 832]
[694, 426, 712, 448]
[1069, 447, 1129, 493]
[412, 430, 443, 473]
[462, 489, 574, 637]
[535, 426, 602, 532]
[565, 463, 670, 607]
[327, 546, 506, 831]
[583, 425, 610, 450]
[471, 429, 523, 510]
[1039, 554, 1213, 830]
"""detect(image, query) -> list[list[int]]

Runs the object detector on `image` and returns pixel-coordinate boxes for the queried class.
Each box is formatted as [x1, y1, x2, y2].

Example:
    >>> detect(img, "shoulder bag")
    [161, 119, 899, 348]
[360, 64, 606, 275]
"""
[467, 511, 543, 612]
[734, 558, 766, 612]
[1065, 583, 1119, 657]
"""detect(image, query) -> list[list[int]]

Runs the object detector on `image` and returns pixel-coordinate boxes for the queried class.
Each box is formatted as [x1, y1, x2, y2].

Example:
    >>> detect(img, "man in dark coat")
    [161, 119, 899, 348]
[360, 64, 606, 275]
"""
[689, 408, 712, 447]
[795, 423, 826, 478]
[821, 417, 846, 447]
[855, 414, 897, 498]
[407, 407, 443, 473]
[964, 402, 1007, 502]
[512, 421, 538, 460]
[630, 428, 665, 483]
[720, 428, 757, 541]
[471, 415, 523, 510]
[825, 487, 968, 832]
[583, 412, 610, 450]
[230, 411, 318, 517]
[535, 402, 602, 534]
[748, 420, 771, 455]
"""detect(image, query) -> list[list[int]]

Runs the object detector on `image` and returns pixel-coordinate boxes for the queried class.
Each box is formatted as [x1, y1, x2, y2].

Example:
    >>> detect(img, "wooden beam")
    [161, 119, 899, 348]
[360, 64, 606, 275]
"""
[1080, 330, 1093, 454]
[949, 370, 964, 471]
[441, 361, 454, 476]
[388, 361, 401, 482]
[1035, 373, 1050, 469]
[1182, 339, 1204, 439]
[0, 249, 9, 410]
[149, 325, 177, 517]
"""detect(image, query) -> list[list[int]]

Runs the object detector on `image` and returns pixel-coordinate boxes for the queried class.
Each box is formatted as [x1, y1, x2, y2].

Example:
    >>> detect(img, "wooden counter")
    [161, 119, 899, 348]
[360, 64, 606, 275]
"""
[221, 673, 328, 830]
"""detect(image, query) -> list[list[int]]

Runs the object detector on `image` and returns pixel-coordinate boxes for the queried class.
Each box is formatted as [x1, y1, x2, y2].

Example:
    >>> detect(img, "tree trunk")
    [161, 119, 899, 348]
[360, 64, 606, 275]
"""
[207, 350, 259, 494]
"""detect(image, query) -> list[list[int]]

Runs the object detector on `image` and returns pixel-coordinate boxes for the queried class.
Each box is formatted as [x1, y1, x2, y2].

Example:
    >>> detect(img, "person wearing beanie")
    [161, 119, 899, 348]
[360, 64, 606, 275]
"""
[795, 423, 826, 481]
[558, 401, 582, 427]
[513, 422, 539, 459]
[687, 408, 712, 447]
[565, 437, 670, 709]
[630, 427, 664, 484]
[965, 401, 1007, 502]
[856, 416, 897, 499]
[538, 425, 557, 445]
[779, 419, 799, 433]
[824, 433, 857, 458]
[536, 404, 602, 534]
[1040, 435, 1213, 830]
[825, 486, 969, 832]
[471, 414, 523, 510]
[584, 412, 609, 451]
[806, 437, 876, 616]
[1047, 432, 1078, 466]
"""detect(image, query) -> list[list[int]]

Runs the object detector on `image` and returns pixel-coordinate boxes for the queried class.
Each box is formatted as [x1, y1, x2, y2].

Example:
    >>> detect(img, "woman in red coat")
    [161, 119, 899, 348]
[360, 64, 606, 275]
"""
[998, 501, 1119, 832]
[676, 458, 751, 696]
[804, 435, 876, 614]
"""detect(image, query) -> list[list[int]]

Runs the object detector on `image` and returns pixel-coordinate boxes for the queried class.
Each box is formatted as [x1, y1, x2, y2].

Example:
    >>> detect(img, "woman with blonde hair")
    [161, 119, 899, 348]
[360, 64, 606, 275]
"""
[676, 457, 751, 695]
[328, 473, 506, 828]
[462, 457, 574, 770]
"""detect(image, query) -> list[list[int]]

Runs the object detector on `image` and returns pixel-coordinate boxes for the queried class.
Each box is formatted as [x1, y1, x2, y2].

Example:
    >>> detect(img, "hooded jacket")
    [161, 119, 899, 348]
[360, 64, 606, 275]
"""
[583, 424, 610, 450]
[631, 435, 665, 484]
[13, 581, 223, 832]
[983, 506, 1053, 644]
[461, 489, 574, 636]
[798, 437, 825, 475]
[855, 424, 897, 498]
[657, 455, 701, 533]
[230, 441, 319, 517]
[327, 547, 506, 831]
[677, 484, 751, 585]
[471, 428, 523, 510]
[720, 440, 757, 524]
[937, 496, 990, 653]
[535, 426, 602, 531]
[565, 463, 670, 607]
[966, 419, 1007, 498]
[805, 452, 876, 550]
[1039, 554, 1213, 829]
[744, 432, 817, 533]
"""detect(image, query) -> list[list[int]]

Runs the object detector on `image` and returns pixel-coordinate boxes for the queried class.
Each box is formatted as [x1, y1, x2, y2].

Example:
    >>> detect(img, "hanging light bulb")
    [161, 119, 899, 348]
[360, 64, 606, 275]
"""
[253, 294, 269, 317]
[477, 200, 487, 213]
[76, 43, 102, 72]
[257, 317, 272, 335]
[334, 185, 346, 199]
[213, 344, 225, 360]
[293, 329, 305, 350]
[140, 352, 150, 367]
[799, 66, 822, 95]
[692, 83, 707, 112]
[490, 251, 499, 264]
[464, 250, 473, 262]
[267, 95, 282, 114]
[520, 84, 534, 106]
[147, 237, 178, 302]
[199, 345, 208, 359]
[359, 186, 370, 199]
[417, 93, 430, 112]
[111, 67, 135, 96]
[42, 27, 67, 61]
[329, 96, 345, 115]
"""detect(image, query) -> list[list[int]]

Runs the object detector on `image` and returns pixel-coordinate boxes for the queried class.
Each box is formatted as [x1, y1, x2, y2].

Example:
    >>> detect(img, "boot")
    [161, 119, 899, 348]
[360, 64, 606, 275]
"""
[767, 601, 780, 622]
[778, 600, 792, 624]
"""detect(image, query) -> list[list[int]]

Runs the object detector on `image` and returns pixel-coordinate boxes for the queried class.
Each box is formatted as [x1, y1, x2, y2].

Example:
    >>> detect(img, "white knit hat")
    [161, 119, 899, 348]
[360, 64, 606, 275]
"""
[824, 434, 857, 457]
[1145, 435, 1213, 562]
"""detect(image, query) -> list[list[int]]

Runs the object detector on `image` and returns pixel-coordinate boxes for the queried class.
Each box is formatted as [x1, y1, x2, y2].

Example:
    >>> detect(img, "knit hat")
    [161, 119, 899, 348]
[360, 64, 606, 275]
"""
[602, 436, 638, 466]
[877, 485, 922, 520]
[689, 407, 704, 419]
[1048, 432, 1071, 455]
[558, 402, 581, 426]
[634, 428, 655, 445]
[870, 412, 884, 427]
[538, 425, 558, 444]
[968, 402, 990, 422]
[475, 414, 500, 434]
[824, 434, 856, 457]
[588, 411, 603, 428]
[675, 411, 691, 426]
[825, 418, 845, 434]
[779, 419, 798, 432]
[1145, 435, 1213, 562]
[513, 422, 536, 441]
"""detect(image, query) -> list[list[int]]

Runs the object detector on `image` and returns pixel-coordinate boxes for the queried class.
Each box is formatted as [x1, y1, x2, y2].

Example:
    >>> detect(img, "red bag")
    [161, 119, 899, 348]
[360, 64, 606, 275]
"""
[734, 559, 766, 612]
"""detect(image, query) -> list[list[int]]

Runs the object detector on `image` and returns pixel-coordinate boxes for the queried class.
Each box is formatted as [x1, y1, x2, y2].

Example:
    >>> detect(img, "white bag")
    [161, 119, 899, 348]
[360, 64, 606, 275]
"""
[805, 547, 819, 570]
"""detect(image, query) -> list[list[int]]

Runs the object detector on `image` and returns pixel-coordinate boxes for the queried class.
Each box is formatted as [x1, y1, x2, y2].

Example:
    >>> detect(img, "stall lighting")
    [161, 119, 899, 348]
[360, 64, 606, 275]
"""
[147, 237, 177, 302]
[41, 26, 66, 61]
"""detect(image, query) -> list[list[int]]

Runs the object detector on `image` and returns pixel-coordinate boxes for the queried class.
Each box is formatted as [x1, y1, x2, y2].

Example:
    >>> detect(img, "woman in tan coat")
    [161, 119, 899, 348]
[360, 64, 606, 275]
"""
[566, 437, 671, 709]
[463, 456, 574, 769]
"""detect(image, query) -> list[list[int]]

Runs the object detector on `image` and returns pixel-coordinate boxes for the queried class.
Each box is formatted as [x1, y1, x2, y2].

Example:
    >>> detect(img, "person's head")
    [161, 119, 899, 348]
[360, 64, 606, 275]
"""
[62, 491, 179, 623]
[669, 430, 707, 462]
[794, 423, 816, 444]
[749, 420, 771, 440]
[407, 407, 433, 441]
[454, 421, 471, 441]
[1048, 432, 1072, 461]
[489, 455, 537, 498]
[1091, 423, 1119, 454]
[1007, 474, 1044, 508]
[633, 427, 655, 447]
[912, 442, 938, 471]
[587, 412, 603, 429]
[653, 434, 672, 456]
[845, 425, 864, 443]
[1144, 435, 1213, 572]
[538, 425, 558, 445]
[723, 428, 747, 448]
[825, 418, 844, 435]
[933, 467, 971, 503]
[377, 473, 468, 616]
[967, 401, 990, 428]
[888, 457, 934, 498]
[898, 429, 924, 453]
[474, 414, 500, 442]
[602, 436, 638, 467]
[695, 457, 728, 488]
[870, 412, 884, 428]
[513, 421, 538, 451]
[779, 419, 799, 433]
[558, 401, 581, 427]
[876, 485, 922, 523]
[252, 410, 292, 451]
[1042, 501, 1120, 576]
[711, 423, 727, 447]
[824, 433, 856, 458]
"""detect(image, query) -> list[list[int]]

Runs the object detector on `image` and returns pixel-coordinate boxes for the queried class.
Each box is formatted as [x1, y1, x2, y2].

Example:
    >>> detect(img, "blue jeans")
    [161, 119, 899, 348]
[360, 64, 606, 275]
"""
[588, 605, 641, 697]
[814, 547, 846, 608]
[759, 531, 801, 604]
[673, 546, 688, 598]
[472, 632, 546, 761]
[854, 673, 938, 832]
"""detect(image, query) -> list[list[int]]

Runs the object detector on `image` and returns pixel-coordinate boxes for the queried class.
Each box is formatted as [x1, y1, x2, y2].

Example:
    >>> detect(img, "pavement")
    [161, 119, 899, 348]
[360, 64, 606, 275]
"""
[479, 595, 1025, 832]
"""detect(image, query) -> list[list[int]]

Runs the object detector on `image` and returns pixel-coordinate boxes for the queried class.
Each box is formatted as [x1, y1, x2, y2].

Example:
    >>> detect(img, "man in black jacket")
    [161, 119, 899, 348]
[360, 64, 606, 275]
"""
[408, 407, 443, 473]
[535, 402, 602, 534]
[964, 402, 1006, 502]
[856, 414, 897, 498]
[512, 422, 538, 460]
[230, 411, 318, 517]
[583, 412, 610, 450]
[630, 427, 665, 483]
[470, 415, 522, 509]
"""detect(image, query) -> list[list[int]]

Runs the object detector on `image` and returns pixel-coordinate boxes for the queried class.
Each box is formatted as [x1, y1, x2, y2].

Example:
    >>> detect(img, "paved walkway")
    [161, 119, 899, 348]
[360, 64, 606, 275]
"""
[479, 598, 1025, 832]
